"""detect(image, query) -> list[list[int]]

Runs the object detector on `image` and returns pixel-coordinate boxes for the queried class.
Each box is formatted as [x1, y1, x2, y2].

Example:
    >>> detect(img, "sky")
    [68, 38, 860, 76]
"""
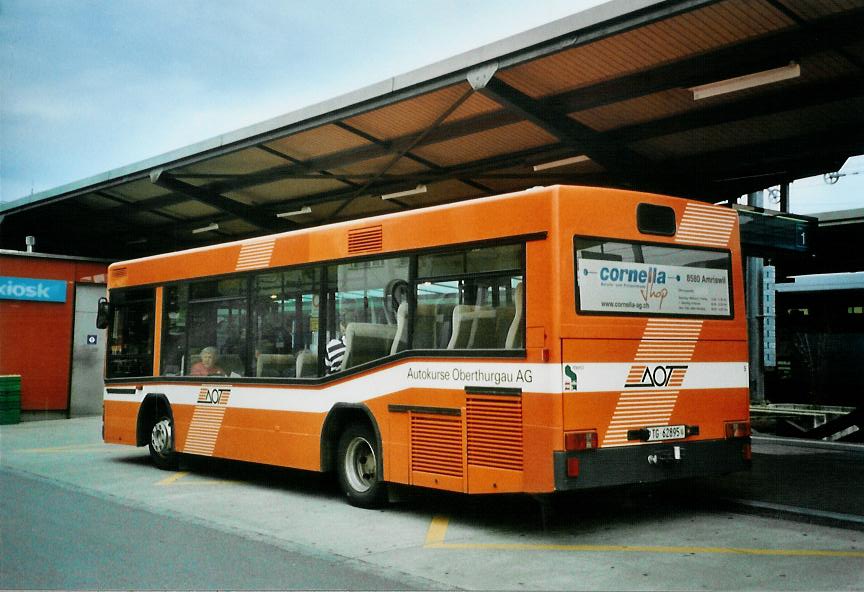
[2, 0, 862, 216]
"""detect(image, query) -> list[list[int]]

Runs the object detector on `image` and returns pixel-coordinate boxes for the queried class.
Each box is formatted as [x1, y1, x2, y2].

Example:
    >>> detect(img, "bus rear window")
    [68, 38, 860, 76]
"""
[574, 237, 732, 318]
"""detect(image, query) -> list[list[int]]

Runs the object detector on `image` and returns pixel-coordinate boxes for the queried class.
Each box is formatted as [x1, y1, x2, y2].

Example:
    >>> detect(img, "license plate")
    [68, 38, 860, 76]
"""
[646, 424, 686, 441]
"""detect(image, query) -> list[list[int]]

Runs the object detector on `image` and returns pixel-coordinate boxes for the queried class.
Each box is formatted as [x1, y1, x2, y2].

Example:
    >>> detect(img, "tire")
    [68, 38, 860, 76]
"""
[148, 415, 180, 470]
[336, 423, 387, 508]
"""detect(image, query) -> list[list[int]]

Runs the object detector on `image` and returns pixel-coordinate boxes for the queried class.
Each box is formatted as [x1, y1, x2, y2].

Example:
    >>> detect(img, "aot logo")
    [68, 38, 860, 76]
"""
[197, 386, 231, 405]
[625, 364, 688, 388]
[0, 276, 67, 303]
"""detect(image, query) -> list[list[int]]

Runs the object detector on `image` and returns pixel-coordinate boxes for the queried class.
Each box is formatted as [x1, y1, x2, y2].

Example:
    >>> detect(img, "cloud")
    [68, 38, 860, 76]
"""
[25, 0, 834, 208]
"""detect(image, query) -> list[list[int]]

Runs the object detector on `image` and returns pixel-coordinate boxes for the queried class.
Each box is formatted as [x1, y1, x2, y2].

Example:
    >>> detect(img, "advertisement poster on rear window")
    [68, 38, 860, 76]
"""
[577, 259, 730, 317]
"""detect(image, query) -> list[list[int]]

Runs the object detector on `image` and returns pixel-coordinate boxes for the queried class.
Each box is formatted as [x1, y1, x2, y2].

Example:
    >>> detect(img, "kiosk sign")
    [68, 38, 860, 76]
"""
[578, 259, 730, 317]
[0, 276, 67, 303]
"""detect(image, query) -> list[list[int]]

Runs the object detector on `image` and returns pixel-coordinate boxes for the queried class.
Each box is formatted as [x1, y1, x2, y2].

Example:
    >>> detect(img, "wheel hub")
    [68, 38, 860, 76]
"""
[151, 419, 173, 456]
[345, 437, 376, 493]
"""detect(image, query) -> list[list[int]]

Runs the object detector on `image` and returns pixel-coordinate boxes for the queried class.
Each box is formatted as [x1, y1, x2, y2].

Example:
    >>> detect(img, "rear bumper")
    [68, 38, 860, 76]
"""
[554, 438, 750, 491]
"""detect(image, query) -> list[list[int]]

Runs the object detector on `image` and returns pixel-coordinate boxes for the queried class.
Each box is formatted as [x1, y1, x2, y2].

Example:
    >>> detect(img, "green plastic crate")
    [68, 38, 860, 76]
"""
[0, 409, 21, 425]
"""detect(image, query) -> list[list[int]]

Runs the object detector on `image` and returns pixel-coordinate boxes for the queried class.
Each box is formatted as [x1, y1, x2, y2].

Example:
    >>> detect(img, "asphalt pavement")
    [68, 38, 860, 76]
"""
[710, 435, 864, 530]
[2, 417, 863, 590]
[0, 469, 431, 590]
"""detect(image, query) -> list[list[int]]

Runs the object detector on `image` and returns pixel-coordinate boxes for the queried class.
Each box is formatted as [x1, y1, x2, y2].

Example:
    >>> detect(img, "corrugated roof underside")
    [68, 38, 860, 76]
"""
[633, 97, 864, 159]
[497, 0, 796, 99]
[412, 121, 557, 167]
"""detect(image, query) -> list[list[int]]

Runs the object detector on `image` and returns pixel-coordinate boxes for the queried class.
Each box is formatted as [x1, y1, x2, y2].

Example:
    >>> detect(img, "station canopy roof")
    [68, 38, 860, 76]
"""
[2, 0, 863, 259]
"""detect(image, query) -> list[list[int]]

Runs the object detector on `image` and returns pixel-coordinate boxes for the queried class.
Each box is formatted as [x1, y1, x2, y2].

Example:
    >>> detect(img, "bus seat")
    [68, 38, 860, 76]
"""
[344, 323, 397, 369]
[447, 305, 472, 349]
[447, 305, 496, 349]
[435, 302, 456, 348]
[256, 353, 295, 377]
[467, 306, 497, 349]
[412, 304, 437, 349]
[495, 306, 515, 347]
[218, 354, 244, 376]
[390, 302, 409, 355]
[295, 350, 317, 377]
[505, 282, 524, 349]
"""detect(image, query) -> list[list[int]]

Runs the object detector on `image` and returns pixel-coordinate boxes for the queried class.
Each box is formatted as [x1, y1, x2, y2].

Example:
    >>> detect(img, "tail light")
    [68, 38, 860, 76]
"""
[566, 457, 580, 477]
[565, 430, 598, 451]
[725, 420, 751, 439]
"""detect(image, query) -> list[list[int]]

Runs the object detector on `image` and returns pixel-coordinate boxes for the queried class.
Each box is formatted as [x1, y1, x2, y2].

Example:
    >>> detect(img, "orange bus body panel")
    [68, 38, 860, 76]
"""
[103, 186, 749, 496]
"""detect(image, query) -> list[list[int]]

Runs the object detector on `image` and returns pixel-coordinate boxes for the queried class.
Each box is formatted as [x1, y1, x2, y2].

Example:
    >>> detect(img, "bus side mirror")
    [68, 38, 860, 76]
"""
[96, 297, 112, 329]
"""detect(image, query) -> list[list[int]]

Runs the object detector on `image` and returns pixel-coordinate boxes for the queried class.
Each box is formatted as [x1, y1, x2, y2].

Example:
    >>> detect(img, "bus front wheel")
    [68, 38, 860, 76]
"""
[149, 416, 180, 470]
[336, 424, 386, 508]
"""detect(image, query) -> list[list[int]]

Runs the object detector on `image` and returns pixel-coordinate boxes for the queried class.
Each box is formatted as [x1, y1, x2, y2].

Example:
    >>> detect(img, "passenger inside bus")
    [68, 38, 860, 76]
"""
[325, 317, 349, 374]
[189, 346, 225, 376]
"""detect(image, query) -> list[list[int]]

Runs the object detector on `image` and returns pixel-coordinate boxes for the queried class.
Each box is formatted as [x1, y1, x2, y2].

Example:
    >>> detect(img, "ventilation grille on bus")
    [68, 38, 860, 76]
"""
[348, 225, 383, 254]
[411, 414, 464, 477]
[110, 267, 128, 281]
[467, 395, 524, 471]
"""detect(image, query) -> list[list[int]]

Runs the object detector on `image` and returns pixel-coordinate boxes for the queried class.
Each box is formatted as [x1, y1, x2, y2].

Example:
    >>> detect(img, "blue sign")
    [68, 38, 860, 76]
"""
[0, 276, 67, 303]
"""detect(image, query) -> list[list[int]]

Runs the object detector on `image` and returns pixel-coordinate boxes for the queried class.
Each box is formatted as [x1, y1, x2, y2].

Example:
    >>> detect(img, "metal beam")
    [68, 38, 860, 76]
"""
[100, 191, 193, 219]
[255, 144, 561, 214]
[333, 122, 495, 198]
[95, 191, 185, 223]
[649, 123, 864, 200]
[325, 86, 476, 221]
[194, 7, 864, 201]
[255, 145, 360, 189]
[479, 76, 652, 179]
[545, 8, 864, 115]
[149, 169, 290, 232]
[607, 75, 864, 145]
[764, 0, 864, 72]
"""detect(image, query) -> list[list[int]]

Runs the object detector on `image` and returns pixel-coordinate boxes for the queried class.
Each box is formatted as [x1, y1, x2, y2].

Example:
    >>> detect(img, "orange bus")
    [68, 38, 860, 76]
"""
[101, 185, 751, 507]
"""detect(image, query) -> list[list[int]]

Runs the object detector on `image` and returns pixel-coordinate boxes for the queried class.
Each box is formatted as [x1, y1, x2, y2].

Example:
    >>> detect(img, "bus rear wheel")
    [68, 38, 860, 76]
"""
[336, 424, 386, 508]
[149, 416, 180, 470]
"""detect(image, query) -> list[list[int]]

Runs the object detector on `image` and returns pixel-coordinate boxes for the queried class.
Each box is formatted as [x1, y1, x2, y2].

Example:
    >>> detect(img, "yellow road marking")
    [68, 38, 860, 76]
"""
[174, 478, 236, 486]
[157, 471, 189, 486]
[156, 472, 235, 486]
[425, 515, 450, 546]
[424, 515, 864, 558]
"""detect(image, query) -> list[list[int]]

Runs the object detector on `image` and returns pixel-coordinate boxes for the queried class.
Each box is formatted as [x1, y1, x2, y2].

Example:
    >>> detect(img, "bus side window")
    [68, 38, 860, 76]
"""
[252, 267, 320, 378]
[184, 279, 248, 377]
[326, 256, 409, 372]
[414, 241, 524, 351]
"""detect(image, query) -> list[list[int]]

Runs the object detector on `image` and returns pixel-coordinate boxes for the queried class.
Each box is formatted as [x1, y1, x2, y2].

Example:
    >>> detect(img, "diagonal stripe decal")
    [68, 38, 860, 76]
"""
[235, 238, 276, 271]
[604, 390, 679, 446]
[675, 203, 737, 248]
[183, 386, 231, 456]
[605, 319, 703, 446]
[634, 319, 702, 362]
